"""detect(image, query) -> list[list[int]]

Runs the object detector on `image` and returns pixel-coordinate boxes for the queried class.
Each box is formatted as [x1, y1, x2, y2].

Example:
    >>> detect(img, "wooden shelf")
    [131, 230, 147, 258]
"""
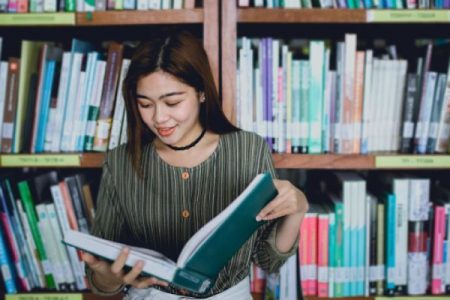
[2, 293, 122, 300]
[2, 153, 449, 169]
[273, 154, 375, 169]
[238, 8, 366, 23]
[76, 9, 204, 26]
[0, 153, 105, 168]
[237, 8, 450, 23]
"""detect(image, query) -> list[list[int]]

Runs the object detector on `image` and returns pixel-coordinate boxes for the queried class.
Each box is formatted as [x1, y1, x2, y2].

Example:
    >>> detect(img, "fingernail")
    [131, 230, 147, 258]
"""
[256, 216, 261, 221]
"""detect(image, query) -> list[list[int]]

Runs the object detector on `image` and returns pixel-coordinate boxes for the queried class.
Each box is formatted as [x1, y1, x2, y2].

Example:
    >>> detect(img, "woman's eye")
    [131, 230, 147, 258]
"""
[167, 102, 181, 107]
[138, 102, 153, 108]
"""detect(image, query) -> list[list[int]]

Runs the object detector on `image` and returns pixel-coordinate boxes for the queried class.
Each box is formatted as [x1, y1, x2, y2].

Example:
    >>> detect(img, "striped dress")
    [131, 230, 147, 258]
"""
[87, 130, 298, 297]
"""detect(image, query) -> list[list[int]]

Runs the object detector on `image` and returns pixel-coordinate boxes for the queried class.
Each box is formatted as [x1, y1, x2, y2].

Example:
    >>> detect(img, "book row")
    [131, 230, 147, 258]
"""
[303, 173, 448, 297]
[0, 0, 195, 13]
[0, 38, 130, 154]
[237, 0, 450, 9]
[249, 172, 450, 298]
[0, 171, 96, 293]
[237, 35, 450, 154]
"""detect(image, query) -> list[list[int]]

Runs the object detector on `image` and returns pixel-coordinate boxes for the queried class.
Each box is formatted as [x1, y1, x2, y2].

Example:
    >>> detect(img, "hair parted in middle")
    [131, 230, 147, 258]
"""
[122, 30, 239, 173]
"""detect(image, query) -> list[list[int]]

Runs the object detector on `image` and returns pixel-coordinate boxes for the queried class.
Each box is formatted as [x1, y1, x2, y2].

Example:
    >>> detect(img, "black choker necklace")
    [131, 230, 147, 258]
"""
[166, 128, 206, 151]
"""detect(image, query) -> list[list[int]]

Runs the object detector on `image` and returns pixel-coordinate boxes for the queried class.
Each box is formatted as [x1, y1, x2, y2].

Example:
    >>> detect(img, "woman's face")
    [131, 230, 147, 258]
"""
[136, 71, 204, 147]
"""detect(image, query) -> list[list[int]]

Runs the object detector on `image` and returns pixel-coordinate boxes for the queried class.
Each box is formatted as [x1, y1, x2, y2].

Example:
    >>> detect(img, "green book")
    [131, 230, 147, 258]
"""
[64, 172, 277, 294]
[17, 180, 56, 289]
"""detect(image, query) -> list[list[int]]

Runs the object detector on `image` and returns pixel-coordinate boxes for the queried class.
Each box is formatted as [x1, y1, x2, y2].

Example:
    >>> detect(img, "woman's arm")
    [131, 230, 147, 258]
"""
[256, 180, 309, 253]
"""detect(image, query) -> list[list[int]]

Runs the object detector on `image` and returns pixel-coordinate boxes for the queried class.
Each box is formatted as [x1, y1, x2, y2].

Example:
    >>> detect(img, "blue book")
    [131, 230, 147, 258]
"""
[385, 193, 396, 295]
[0, 224, 17, 293]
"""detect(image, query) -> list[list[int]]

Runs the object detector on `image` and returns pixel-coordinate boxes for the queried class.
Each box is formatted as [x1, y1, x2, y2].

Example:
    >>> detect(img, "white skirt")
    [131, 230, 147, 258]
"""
[123, 277, 252, 300]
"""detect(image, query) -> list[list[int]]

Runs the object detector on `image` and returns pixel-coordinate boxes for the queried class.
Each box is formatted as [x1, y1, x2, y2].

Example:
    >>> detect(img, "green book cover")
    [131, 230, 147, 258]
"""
[13, 40, 46, 153]
[17, 180, 56, 289]
[64, 172, 278, 294]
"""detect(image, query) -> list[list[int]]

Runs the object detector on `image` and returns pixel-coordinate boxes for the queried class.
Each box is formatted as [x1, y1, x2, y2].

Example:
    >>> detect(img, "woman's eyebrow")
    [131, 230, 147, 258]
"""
[136, 91, 186, 100]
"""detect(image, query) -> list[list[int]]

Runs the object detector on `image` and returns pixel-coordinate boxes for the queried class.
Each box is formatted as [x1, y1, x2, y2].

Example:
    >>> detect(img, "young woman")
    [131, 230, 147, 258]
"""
[82, 31, 308, 300]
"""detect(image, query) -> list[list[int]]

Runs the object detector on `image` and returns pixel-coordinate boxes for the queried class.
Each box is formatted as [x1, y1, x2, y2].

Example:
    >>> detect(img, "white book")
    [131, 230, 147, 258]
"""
[76, 52, 99, 151]
[148, 0, 160, 9]
[69, 71, 86, 151]
[280, 254, 297, 300]
[435, 61, 450, 153]
[342, 34, 356, 154]
[415, 72, 438, 154]
[50, 184, 87, 290]
[137, 0, 148, 10]
[172, 0, 182, 8]
[161, 0, 170, 9]
[51, 52, 71, 152]
[61, 52, 84, 152]
[64, 173, 277, 294]
[84, 60, 106, 151]
[393, 178, 409, 291]
[109, 59, 130, 150]
[45, 203, 76, 288]
[392, 60, 408, 152]
[0, 61, 7, 150]
[361, 50, 373, 154]
[16, 200, 45, 288]
[43, 0, 56, 11]
[36, 204, 64, 289]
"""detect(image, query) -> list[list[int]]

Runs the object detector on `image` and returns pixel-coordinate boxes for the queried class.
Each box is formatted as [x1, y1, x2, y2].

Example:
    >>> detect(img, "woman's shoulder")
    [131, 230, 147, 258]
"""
[103, 144, 131, 170]
[222, 130, 267, 148]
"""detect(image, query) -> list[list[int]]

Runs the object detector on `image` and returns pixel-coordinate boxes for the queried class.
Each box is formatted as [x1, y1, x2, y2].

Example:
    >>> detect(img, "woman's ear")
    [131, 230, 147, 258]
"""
[199, 92, 206, 103]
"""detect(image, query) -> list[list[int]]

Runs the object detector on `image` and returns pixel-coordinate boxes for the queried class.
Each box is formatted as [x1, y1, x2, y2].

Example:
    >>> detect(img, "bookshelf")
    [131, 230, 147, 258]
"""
[221, 2, 450, 299]
[0, 2, 221, 298]
[1, 1, 450, 299]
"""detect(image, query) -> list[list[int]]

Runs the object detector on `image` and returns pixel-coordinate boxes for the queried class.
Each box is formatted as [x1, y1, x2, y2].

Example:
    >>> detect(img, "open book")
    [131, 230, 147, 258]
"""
[63, 172, 277, 294]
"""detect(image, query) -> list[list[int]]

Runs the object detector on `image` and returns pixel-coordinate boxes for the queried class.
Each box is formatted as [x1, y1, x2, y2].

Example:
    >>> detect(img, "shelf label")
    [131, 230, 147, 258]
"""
[6, 294, 82, 300]
[0, 13, 75, 25]
[375, 155, 450, 168]
[367, 10, 450, 22]
[1, 155, 81, 167]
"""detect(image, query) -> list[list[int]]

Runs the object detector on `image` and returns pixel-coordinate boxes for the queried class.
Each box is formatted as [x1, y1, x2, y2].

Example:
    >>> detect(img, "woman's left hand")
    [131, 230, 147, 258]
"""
[256, 179, 309, 221]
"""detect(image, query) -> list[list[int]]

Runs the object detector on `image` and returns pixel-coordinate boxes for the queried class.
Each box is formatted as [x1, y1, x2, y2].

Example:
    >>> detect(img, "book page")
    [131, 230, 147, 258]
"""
[177, 174, 265, 266]
[64, 230, 177, 280]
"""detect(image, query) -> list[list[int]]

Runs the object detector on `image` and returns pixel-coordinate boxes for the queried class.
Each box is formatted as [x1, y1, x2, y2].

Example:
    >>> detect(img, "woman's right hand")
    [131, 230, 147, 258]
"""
[82, 247, 169, 292]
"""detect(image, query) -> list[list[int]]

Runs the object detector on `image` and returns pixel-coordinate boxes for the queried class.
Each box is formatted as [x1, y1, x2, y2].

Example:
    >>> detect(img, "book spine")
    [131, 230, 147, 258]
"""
[92, 42, 124, 152]
[0, 225, 17, 293]
[431, 205, 446, 294]
[1, 58, 20, 153]
[317, 214, 329, 297]
[17, 181, 56, 289]
[108, 59, 130, 150]
[84, 60, 106, 151]
[50, 185, 86, 290]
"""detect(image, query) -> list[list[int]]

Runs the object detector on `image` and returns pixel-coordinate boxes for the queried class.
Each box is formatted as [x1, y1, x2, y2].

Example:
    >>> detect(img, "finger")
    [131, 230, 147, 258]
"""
[133, 277, 169, 289]
[81, 252, 97, 264]
[122, 261, 144, 285]
[256, 194, 289, 221]
[264, 207, 292, 220]
[111, 247, 130, 275]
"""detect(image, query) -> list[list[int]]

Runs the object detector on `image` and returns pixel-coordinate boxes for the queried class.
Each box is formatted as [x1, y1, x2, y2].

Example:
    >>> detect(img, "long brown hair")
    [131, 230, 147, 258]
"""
[122, 30, 238, 174]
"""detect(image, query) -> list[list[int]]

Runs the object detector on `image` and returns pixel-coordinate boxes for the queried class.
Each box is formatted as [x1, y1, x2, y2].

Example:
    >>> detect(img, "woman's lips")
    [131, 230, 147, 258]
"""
[157, 127, 176, 137]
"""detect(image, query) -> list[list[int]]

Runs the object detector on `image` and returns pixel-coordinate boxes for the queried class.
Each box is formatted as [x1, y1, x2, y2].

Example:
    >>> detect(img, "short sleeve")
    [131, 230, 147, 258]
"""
[251, 139, 299, 273]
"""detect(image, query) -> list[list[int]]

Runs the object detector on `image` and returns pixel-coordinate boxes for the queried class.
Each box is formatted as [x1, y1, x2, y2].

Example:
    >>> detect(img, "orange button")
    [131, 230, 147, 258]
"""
[181, 172, 189, 180]
[181, 210, 190, 218]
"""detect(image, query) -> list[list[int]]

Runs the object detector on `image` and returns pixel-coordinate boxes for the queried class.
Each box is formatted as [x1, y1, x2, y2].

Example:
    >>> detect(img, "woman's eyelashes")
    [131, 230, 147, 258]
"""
[137, 100, 182, 109]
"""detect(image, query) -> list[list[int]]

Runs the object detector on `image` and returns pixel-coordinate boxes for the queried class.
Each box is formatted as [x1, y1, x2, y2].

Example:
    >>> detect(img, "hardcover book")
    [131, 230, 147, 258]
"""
[64, 172, 277, 294]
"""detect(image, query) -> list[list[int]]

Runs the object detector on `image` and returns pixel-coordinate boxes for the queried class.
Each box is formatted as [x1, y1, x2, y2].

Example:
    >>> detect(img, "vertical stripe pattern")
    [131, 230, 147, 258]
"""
[89, 130, 297, 297]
